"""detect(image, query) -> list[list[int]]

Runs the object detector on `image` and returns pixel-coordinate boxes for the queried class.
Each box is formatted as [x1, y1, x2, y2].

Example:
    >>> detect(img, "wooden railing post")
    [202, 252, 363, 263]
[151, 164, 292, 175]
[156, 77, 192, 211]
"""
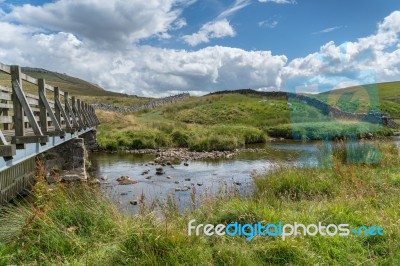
[11, 67, 48, 144]
[38, 79, 48, 133]
[10, 66, 24, 137]
[64, 92, 70, 129]
[92, 106, 99, 125]
[39, 79, 62, 135]
[72, 96, 84, 129]
[77, 99, 87, 128]
[84, 103, 93, 126]
[65, 94, 78, 129]
[54, 87, 61, 125]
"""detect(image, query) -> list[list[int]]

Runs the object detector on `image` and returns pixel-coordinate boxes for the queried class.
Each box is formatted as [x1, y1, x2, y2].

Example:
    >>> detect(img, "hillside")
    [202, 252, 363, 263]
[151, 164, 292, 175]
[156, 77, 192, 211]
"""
[21, 67, 123, 97]
[314, 81, 400, 118]
[0, 67, 152, 106]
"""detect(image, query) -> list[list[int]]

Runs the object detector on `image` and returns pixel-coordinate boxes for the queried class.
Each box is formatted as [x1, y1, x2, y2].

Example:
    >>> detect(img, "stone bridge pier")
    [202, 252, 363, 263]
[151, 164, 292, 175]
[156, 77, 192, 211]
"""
[43, 130, 98, 183]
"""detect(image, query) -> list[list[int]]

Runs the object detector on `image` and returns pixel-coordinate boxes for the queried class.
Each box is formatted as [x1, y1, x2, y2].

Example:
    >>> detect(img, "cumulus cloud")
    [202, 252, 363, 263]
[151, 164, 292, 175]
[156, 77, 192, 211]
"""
[182, 19, 236, 46]
[0, 19, 286, 96]
[0, 1, 399, 98]
[3, 0, 193, 47]
[283, 11, 400, 92]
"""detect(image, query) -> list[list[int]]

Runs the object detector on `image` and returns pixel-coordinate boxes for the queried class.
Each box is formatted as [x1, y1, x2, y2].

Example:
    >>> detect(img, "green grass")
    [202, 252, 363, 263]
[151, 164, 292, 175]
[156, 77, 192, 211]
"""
[268, 121, 394, 140]
[0, 144, 399, 265]
[97, 121, 266, 151]
[314, 81, 400, 117]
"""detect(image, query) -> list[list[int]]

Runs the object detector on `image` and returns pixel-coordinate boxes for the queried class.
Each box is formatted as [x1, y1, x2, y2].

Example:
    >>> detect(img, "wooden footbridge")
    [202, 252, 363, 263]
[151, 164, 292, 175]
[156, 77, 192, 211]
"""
[0, 63, 99, 203]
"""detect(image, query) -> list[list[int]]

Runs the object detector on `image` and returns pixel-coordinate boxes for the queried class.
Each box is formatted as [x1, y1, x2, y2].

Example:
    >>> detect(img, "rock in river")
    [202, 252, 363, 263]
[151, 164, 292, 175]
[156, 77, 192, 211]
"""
[117, 176, 138, 185]
[156, 167, 165, 175]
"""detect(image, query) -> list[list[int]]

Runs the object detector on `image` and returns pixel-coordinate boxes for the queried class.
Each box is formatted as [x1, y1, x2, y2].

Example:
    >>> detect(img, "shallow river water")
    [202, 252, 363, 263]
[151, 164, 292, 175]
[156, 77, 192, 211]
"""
[89, 137, 400, 213]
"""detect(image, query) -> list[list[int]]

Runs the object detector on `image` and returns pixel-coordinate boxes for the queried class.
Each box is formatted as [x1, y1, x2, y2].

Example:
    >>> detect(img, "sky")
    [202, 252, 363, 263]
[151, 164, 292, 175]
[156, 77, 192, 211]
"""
[0, 0, 399, 97]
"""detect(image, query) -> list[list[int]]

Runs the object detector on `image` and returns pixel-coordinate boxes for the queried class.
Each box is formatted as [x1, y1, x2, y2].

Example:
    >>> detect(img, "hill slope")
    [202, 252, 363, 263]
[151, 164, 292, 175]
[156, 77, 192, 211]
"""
[21, 67, 124, 97]
[0, 66, 152, 106]
[315, 81, 400, 118]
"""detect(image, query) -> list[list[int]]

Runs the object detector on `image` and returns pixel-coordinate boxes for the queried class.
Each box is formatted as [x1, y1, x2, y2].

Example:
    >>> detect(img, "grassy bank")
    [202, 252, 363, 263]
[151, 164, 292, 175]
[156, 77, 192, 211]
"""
[268, 121, 394, 140]
[0, 143, 399, 265]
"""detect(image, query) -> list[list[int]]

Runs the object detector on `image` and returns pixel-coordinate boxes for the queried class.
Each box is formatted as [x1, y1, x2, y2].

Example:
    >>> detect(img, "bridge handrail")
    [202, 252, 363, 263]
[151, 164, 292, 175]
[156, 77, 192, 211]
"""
[0, 63, 100, 157]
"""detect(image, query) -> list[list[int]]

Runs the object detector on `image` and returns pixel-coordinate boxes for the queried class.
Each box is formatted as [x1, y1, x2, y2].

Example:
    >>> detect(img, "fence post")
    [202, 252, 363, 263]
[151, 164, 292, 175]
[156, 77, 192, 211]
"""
[38, 79, 48, 133]
[54, 87, 61, 125]
[64, 92, 70, 129]
[10, 66, 24, 138]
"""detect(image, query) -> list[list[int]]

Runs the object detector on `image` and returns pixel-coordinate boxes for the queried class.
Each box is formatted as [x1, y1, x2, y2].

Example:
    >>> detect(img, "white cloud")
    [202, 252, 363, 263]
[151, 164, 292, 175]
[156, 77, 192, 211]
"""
[181, 0, 251, 47]
[258, 0, 297, 4]
[182, 19, 236, 46]
[173, 18, 187, 30]
[3, 0, 193, 48]
[0, 19, 286, 96]
[312, 26, 343, 35]
[217, 0, 251, 20]
[283, 11, 400, 92]
[0, 2, 399, 98]
[259, 20, 278, 28]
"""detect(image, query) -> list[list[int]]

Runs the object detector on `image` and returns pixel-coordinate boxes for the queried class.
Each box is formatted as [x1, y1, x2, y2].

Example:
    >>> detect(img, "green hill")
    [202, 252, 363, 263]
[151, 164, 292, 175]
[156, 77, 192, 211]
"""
[314, 81, 400, 118]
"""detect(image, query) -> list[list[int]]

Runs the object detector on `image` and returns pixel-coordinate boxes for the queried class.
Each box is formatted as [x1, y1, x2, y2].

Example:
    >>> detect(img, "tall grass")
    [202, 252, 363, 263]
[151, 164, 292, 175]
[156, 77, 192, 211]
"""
[0, 144, 399, 265]
[97, 124, 267, 151]
[268, 121, 394, 140]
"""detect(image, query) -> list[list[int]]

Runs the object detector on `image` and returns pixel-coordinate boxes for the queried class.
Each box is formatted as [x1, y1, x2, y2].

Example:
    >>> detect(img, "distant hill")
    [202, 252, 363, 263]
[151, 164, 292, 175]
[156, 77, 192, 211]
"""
[21, 67, 126, 97]
[314, 81, 400, 118]
[207, 81, 400, 118]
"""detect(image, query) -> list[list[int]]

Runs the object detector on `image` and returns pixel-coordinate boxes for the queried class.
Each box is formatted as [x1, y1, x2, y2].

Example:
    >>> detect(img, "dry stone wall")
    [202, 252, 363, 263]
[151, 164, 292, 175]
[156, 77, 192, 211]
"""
[92, 93, 190, 113]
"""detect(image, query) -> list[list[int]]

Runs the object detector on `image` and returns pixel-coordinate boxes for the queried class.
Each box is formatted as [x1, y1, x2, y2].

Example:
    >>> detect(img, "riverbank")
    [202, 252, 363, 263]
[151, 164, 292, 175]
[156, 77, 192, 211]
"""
[0, 143, 399, 265]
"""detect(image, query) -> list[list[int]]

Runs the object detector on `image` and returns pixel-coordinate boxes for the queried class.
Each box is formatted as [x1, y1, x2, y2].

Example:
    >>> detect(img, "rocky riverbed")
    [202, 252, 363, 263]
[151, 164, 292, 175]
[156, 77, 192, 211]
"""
[104, 147, 269, 162]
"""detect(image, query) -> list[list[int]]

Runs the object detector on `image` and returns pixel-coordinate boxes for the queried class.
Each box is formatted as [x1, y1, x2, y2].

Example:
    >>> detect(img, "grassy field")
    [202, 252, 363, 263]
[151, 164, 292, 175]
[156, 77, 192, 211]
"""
[0, 143, 399, 265]
[96, 92, 396, 151]
[95, 93, 328, 151]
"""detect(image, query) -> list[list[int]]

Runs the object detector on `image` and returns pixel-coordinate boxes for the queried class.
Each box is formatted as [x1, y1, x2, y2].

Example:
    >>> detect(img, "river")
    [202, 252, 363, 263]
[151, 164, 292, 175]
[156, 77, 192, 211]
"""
[89, 137, 400, 213]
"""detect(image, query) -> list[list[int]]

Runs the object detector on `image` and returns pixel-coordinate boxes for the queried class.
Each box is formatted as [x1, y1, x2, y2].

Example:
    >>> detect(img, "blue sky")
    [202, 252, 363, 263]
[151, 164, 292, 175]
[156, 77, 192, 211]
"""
[149, 0, 400, 59]
[0, 0, 399, 96]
